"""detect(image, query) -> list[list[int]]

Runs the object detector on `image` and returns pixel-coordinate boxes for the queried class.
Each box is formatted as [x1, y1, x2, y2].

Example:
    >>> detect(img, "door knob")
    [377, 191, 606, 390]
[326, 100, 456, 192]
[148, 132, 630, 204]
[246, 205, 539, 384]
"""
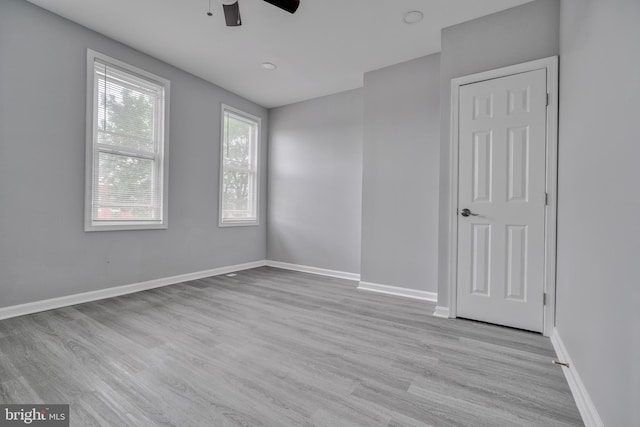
[460, 208, 479, 217]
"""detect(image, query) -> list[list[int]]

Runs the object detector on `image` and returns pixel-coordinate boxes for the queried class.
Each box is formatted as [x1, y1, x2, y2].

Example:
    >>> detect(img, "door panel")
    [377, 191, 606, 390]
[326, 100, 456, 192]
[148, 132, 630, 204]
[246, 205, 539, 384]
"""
[506, 224, 527, 301]
[472, 131, 492, 202]
[456, 69, 547, 332]
[471, 224, 491, 296]
[507, 126, 529, 202]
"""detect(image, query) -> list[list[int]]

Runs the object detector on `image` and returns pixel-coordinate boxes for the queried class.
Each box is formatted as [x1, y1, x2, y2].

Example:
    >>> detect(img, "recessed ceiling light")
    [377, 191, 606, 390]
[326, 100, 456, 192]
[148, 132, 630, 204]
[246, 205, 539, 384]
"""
[262, 62, 277, 70]
[403, 10, 424, 24]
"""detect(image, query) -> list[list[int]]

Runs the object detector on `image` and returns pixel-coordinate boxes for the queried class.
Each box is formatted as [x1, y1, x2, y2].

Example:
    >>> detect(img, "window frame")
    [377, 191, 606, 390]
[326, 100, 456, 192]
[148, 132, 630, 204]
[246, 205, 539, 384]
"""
[219, 104, 261, 227]
[84, 49, 170, 232]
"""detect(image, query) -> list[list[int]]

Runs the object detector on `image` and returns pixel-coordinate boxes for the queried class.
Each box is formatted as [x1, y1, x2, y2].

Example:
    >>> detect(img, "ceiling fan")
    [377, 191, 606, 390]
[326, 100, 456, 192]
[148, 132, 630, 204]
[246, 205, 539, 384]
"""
[208, 0, 300, 27]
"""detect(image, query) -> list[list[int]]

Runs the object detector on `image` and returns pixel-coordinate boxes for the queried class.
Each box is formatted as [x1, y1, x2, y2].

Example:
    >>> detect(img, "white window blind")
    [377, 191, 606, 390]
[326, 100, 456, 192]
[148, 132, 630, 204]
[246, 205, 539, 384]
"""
[220, 105, 260, 226]
[86, 50, 169, 231]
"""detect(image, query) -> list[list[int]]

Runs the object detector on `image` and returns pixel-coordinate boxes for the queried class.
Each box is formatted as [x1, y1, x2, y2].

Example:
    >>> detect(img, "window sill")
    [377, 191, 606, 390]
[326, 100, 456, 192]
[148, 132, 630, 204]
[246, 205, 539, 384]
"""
[218, 220, 259, 228]
[85, 221, 168, 232]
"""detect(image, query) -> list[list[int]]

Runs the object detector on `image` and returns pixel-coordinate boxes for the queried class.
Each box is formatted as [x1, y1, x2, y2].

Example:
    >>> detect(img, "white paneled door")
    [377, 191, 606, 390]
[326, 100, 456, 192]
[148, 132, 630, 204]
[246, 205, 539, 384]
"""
[456, 69, 547, 333]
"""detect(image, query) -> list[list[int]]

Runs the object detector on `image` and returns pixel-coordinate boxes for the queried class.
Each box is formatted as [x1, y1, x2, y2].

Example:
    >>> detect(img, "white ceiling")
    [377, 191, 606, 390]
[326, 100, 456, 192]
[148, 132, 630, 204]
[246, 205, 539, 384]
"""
[26, 0, 534, 108]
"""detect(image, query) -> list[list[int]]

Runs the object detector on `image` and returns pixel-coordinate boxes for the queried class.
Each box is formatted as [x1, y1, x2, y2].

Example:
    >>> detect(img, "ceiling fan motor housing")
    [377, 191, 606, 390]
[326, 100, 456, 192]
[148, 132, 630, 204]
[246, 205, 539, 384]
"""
[220, 0, 300, 27]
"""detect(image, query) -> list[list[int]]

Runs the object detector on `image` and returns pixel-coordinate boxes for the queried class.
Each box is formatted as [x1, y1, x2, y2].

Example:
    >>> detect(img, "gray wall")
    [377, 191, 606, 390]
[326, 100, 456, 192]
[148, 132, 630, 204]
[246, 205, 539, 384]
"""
[0, 0, 268, 308]
[557, 0, 640, 425]
[361, 54, 440, 292]
[267, 89, 363, 274]
[436, 0, 560, 306]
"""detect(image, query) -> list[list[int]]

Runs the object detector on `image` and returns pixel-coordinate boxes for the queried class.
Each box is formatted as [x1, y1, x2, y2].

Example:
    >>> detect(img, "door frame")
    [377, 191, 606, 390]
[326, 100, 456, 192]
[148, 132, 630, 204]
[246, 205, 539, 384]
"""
[447, 56, 559, 336]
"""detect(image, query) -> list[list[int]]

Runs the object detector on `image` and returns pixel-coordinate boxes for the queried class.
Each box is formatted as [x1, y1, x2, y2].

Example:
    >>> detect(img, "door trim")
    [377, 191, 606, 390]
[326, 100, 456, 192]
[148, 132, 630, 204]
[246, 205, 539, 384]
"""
[447, 56, 559, 336]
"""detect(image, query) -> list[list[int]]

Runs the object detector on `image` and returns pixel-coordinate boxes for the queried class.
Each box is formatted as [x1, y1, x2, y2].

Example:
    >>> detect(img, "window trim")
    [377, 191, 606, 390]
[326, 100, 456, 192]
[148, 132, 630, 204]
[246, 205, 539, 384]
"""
[84, 49, 170, 232]
[218, 104, 261, 227]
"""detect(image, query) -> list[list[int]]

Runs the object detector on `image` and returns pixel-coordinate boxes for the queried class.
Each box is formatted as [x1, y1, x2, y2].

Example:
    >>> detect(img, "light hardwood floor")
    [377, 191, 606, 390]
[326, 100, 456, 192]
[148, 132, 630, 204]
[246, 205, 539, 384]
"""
[0, 267, 583, 426]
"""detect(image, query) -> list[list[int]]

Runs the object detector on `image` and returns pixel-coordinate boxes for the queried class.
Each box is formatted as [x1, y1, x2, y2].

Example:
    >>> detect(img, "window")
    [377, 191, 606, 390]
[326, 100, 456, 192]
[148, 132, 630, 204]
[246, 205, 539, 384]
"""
[85, 50, 170, 231]
[219, 105, 260, 226]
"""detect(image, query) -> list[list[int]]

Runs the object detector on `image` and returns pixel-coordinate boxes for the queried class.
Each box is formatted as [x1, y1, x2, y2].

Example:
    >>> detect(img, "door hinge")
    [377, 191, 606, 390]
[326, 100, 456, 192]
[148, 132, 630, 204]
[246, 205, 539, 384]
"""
[543, 293, 547, 305]
[545, 192, 549, 206]
[546, 93, 550, 106]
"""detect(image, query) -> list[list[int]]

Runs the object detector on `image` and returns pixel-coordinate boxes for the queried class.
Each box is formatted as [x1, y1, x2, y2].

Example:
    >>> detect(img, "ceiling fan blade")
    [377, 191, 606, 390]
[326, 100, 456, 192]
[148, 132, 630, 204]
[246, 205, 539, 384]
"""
[263, 0, 300, 14]
[223, 2, 242, 26]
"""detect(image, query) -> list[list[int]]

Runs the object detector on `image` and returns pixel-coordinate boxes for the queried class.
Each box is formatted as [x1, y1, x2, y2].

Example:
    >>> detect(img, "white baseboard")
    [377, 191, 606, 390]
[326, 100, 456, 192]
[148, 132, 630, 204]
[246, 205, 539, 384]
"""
[550, 329, 604, 427]
[0, 260, 267, 321]
[265, 260, 360, 281]
[357, 281, 437, 302]
[433, 305, 450, 318]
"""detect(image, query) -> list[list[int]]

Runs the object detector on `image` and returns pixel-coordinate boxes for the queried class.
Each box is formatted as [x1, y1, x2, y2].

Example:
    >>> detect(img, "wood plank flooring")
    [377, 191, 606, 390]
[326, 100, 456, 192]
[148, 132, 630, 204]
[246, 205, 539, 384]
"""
[0, 267, 583, 426]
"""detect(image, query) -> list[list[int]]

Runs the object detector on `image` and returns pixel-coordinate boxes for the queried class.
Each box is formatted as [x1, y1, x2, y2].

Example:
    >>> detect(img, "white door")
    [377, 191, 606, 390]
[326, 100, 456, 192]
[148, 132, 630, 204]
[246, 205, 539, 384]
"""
[456, 69, 547, 332]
